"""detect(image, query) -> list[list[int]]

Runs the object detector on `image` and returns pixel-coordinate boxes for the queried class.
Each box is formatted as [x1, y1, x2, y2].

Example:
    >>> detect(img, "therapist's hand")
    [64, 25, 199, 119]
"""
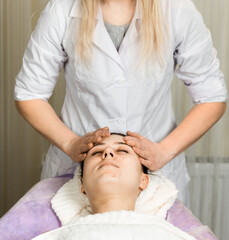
[68, 127, 110, 163]
[123, 131, 169, 171]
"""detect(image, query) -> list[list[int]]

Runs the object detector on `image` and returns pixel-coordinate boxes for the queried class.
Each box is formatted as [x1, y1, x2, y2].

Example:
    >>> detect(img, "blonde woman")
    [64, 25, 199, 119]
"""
[14, 0, 227, 206]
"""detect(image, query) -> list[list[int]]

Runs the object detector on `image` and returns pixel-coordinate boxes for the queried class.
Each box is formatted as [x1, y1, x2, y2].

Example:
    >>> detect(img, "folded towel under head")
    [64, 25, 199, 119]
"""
[51, 164, 178, 225]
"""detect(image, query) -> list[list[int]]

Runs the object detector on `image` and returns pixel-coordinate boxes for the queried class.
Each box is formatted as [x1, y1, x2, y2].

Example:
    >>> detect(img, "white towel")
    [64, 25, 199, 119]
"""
[51, 165, 178, 225]
[32, 210, 197, 240]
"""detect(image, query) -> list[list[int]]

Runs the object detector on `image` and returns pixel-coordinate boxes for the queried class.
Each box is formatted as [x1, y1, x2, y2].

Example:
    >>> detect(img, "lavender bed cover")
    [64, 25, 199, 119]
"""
[0, 174, 218, 240]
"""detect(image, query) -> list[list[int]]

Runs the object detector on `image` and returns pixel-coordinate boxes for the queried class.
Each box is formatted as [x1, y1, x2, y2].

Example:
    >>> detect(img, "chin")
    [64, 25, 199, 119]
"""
[98, 172, 121, 182]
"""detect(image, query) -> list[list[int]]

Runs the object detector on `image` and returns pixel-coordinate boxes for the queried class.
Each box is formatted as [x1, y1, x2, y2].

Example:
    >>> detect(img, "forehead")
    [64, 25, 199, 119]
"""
[98, 134, 125, 144]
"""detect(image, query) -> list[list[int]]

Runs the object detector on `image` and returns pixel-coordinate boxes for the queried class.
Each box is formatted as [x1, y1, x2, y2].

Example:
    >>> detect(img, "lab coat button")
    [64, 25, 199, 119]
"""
[117, 78, 125, 85]
[118, 119, 125, 125]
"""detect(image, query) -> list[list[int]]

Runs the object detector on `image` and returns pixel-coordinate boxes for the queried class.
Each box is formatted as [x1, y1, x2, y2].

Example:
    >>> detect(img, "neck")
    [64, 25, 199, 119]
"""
[101, 0, 136, 9]
[90, 195, 136, 214]
[102, 0, 135, 5]
[101, 0, 136, 25]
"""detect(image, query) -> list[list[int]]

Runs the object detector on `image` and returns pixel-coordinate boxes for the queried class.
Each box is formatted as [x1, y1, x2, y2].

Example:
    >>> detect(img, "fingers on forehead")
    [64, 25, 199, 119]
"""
[95, 129, 107, 136]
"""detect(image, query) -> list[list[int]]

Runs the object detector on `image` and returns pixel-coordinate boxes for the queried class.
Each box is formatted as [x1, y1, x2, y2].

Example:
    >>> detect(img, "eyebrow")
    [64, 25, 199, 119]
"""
[93, 142, 128, 146]
[87, 141, 132, 153]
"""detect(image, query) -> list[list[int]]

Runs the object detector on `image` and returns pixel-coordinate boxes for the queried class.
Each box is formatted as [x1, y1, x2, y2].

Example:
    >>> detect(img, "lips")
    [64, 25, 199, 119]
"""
[98, 162, 119, 169]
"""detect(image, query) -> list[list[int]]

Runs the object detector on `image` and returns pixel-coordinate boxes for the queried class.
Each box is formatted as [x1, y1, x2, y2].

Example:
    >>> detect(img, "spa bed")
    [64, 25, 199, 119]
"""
[0, 174, 218, 240]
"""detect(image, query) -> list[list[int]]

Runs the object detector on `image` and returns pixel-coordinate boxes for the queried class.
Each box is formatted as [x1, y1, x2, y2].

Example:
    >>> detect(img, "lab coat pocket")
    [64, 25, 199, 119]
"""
[73, 60, 118, 108]
[73, 60, 100, 105]
[74, 60, 101, 91]
[73, 58, 121, 117]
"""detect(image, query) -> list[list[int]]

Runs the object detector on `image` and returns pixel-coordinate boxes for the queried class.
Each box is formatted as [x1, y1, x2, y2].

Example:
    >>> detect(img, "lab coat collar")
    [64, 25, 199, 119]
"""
[69, 0, 141, 72]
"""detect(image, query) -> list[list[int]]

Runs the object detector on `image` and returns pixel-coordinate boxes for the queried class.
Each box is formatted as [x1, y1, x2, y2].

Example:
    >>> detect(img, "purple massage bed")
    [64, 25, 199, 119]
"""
[0, 174, 218, 240]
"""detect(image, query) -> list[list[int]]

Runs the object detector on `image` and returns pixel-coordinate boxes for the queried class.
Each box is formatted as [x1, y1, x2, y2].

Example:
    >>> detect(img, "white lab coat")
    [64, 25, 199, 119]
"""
[14, 0, 228, 205]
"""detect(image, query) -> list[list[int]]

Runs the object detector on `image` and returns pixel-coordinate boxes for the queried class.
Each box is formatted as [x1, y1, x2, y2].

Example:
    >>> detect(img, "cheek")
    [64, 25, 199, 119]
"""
[83, 156, 101, 180]
[121, 156, 142, 177]
[83, 159, 94, 178]
[84, 156, 98, 168]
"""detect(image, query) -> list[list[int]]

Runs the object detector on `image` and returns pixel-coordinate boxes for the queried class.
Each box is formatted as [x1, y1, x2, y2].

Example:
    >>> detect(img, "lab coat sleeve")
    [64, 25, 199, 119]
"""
[173, 0, 228, 104]
[14, 0, 68, 102]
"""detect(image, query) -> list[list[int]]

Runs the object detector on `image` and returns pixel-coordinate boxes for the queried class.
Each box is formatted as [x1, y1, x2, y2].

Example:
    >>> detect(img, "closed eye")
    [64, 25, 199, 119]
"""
[92, 149, 128, 156]
[117, 150, 128, 153]
[92, 151, 103, 156]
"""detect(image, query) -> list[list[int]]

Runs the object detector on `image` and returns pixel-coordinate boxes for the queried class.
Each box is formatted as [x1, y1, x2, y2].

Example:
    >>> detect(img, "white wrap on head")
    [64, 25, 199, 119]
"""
[51, 164, 178, 226]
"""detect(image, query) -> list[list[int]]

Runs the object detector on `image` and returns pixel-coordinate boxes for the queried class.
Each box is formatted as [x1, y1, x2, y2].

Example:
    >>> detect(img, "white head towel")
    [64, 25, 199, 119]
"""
[51, 165, 178, 225]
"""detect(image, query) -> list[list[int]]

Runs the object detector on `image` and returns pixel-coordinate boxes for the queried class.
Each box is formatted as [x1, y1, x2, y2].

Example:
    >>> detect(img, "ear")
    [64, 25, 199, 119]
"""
[139, 174, 149, 190]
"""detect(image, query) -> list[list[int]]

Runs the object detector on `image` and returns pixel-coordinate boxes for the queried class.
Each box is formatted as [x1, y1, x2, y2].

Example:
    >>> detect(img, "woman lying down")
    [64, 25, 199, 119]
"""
[33, 133, 197, 240]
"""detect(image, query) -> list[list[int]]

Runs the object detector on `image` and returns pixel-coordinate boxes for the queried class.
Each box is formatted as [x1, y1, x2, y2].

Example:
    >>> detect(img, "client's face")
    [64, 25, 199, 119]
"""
[81, 134, 149, 201]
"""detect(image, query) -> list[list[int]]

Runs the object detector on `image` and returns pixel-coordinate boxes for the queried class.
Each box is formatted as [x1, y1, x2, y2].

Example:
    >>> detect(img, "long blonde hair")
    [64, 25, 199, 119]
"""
[76, 0, 168, 70]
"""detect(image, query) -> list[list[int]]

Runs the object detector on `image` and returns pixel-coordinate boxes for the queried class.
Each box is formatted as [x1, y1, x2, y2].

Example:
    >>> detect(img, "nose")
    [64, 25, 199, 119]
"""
[102, 148, 114, 159]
